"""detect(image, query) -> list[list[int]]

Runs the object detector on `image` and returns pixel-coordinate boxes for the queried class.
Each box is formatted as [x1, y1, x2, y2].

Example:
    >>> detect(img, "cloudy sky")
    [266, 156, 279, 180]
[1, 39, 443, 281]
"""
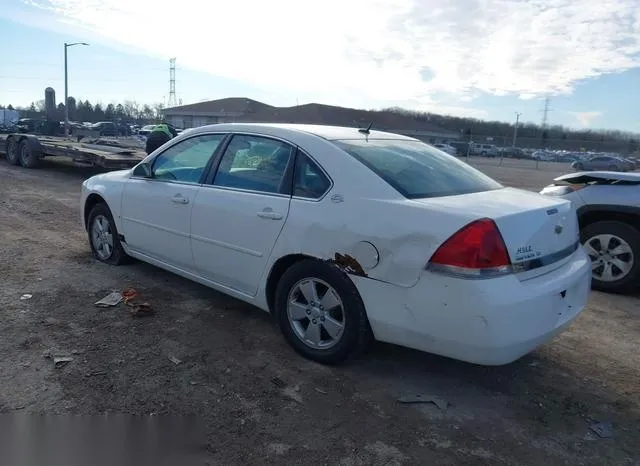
[2, 0, 640, 131]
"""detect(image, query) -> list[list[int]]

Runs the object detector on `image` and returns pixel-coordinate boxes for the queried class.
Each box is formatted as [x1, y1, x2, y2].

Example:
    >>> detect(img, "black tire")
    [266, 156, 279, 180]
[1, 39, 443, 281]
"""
[274, 259, 373, 365]
[575, 163, 584, 171]
[87, 203, 130, 265]
[608, 164, 617, 171]
[18, 139, 41, 168]
[581, 220, 640, 294]
[5, 137, 20, 165]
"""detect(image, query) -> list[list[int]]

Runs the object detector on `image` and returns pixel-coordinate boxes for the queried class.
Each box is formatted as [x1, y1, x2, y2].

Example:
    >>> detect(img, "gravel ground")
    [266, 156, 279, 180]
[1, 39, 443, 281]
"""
[0, 156, 639, 465]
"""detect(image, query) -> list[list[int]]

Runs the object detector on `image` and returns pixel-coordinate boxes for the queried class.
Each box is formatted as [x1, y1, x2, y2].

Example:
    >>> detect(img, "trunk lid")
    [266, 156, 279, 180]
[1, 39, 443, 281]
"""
[415, 187, 579, 278]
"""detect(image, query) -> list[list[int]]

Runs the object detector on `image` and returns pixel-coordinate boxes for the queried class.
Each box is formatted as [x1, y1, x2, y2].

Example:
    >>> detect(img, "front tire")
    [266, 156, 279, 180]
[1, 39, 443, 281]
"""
[274, 260, 372, 365]
[87, 203, 129, 265]
[581, 221, 640, 294]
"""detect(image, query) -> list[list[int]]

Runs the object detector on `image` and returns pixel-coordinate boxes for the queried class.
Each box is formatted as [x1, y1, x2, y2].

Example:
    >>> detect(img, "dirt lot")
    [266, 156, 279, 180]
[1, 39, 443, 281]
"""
[1, 156, 639, 465]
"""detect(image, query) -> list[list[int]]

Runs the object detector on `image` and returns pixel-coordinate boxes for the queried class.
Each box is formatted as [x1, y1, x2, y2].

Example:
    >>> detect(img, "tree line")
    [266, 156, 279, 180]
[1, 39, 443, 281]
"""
[1, 98, 164, 125]
[386, 108, 638, 153]
[2, 98, 637, 153]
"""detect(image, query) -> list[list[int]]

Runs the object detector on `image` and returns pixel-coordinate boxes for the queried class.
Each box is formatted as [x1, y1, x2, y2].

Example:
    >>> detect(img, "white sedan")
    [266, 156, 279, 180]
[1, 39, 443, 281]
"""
[81, 123, 592, 365]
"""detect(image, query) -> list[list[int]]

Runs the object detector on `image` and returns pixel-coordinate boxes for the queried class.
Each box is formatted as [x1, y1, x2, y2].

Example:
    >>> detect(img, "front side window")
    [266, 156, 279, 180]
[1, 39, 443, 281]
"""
[333, 139, 503, 199]
[152, 134, 224, 183]
[213, 134, 293, 194]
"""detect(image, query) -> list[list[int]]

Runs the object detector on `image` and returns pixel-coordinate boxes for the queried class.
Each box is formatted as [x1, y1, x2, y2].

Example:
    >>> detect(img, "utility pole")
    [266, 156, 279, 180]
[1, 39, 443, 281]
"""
[512, 112, 521, 147]
[64, 41, 89, 137]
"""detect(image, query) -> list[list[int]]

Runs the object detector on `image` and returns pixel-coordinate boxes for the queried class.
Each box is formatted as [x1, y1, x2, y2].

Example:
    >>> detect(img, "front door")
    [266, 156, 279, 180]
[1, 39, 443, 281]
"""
[190, 134, 294, 296]
[120, 133, 225, 269]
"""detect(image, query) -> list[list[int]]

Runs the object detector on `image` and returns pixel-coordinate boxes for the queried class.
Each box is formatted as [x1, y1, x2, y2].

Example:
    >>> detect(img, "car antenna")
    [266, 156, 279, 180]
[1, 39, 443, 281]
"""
[358, 121, 373, 135]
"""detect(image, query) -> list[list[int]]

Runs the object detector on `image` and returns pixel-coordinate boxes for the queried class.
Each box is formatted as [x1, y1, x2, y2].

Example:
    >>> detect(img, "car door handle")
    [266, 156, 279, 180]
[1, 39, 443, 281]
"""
[257, 211, 283, 220]
[171, 194, 189, 205]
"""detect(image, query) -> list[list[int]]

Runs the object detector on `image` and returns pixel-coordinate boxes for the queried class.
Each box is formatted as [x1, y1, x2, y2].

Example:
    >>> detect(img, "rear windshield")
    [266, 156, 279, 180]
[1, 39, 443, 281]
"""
[333, 139, 503, 199]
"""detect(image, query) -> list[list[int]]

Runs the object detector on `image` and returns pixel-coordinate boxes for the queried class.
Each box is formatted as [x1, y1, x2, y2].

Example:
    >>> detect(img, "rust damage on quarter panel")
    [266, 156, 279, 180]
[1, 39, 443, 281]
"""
[328, 253, 367, 277]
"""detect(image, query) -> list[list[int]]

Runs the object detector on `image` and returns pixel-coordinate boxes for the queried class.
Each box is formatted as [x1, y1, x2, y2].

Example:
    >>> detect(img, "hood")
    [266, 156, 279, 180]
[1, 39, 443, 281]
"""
[84, 169, 132, 189]
[553, 171, 640, 185]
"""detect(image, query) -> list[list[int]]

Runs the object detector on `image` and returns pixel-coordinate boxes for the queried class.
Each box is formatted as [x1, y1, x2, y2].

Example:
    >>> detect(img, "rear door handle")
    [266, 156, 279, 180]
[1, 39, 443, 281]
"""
[257, 211, 283, 220]
[171, 194, 189, 205]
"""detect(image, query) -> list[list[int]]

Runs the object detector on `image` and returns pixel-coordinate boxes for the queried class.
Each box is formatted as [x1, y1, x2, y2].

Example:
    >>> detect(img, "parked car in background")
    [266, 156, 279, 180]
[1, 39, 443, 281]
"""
[470, 143, 499, 157]
[448, 141, 470, 156]
[531, 150, 555, 161]
[623, 157, 639, 170]
[499, 147, 527, 159]
[432, 143, 457, 155]
[138, 125, 156, 136]
[91, 121, 117, 137]
[541, 171, 640, 294]
[81, 123, 592, 366]
[572, 155, 632, 172]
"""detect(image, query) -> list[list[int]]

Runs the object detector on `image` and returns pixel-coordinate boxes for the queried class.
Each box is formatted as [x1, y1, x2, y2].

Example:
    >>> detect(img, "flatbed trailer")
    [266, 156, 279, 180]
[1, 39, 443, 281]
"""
[0, 133, 146, 170]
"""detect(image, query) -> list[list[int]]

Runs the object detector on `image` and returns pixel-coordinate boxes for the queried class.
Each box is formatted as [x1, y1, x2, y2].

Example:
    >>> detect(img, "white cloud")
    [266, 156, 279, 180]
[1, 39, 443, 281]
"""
[570, 111, 602, 127]
[16, 0, 640, 114]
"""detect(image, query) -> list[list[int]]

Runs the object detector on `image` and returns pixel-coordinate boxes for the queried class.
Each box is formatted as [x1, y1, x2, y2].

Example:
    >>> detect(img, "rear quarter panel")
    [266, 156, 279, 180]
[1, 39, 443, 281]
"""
[266, 193, 473, 288]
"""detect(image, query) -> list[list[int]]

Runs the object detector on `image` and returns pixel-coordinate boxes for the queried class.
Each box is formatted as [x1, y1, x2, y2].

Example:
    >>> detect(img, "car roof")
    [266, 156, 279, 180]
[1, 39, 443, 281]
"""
[184, 123, 418, 142]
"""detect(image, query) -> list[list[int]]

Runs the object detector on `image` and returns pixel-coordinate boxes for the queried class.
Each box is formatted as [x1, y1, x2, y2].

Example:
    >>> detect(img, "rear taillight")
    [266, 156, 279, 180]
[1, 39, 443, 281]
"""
[427, 218, 512, 278]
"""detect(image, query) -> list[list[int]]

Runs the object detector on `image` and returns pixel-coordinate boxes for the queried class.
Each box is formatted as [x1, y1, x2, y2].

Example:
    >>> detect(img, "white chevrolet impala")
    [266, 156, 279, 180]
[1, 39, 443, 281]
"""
[81, 124, 592, 365]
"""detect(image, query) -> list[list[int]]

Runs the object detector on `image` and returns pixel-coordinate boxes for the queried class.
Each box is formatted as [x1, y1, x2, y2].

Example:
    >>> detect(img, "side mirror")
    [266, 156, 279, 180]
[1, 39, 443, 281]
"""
[133, 162, 152, 178]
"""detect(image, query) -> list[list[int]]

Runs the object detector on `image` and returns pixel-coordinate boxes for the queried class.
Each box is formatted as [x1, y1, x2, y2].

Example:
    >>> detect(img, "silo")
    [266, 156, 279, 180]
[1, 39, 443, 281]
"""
[67, 96, 77, 121]
[44, 87, 56, 121]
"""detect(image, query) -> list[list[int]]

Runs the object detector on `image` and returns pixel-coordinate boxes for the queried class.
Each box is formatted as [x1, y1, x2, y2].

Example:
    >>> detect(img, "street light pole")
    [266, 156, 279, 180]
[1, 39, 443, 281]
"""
[64, 41, 89, 137]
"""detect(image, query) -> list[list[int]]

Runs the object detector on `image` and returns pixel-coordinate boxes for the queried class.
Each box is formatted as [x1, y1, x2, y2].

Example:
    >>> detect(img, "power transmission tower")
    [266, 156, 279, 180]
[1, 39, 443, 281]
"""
[541, 95, 551, 129]
[168, 58, 177, 107]
[539, 96, 552, 153]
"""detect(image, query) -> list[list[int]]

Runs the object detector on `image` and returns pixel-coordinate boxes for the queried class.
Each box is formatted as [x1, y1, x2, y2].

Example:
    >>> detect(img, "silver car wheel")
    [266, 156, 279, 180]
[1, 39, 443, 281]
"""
[287, 278, 345, 350]
[584, 233, 634, 282]
[91, 214, 114, 261]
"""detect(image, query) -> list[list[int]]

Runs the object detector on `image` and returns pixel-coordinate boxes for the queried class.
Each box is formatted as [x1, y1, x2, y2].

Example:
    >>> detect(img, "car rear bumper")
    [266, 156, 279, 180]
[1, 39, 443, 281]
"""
[351, 247, 592, 365]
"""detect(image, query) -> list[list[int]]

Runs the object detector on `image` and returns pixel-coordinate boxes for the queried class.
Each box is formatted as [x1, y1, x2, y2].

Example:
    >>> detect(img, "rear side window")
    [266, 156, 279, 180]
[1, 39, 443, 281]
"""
[333, 139, 502, 199]
[293, 151, 331, 199]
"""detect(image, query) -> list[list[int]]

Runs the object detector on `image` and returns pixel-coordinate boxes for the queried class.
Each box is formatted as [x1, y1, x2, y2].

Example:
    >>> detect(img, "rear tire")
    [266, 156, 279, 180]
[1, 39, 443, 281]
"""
[274, 260, 373, 365]
[18, 139, 41, 168]
[581, 221, 640, 294]
[5, 137, 20, 165]
[87, 203, 130, 265]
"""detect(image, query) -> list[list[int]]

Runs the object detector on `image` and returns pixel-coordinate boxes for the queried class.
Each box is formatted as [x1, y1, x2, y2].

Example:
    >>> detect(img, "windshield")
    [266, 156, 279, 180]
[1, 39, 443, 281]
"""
[333, 139, 503, 199]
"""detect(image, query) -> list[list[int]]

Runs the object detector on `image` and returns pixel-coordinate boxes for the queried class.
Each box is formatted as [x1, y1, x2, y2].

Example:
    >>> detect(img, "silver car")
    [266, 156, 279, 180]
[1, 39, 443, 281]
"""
[571, 155, 632, 172]
[541, 171, 640, 294]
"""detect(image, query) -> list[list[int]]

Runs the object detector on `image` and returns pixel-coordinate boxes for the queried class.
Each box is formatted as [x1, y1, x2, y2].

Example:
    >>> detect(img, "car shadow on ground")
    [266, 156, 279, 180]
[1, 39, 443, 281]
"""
[122, 255, 638, 418]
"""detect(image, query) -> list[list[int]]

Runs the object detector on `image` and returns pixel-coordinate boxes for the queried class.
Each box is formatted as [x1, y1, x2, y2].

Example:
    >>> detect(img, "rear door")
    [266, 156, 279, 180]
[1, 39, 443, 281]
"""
[190, 134, 295, 296]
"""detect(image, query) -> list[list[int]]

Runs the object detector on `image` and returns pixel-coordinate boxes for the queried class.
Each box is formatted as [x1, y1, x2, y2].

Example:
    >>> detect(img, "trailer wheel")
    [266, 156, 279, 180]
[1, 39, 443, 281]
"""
[18, 139, 42, 168]
[5, 137, 21, 165]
